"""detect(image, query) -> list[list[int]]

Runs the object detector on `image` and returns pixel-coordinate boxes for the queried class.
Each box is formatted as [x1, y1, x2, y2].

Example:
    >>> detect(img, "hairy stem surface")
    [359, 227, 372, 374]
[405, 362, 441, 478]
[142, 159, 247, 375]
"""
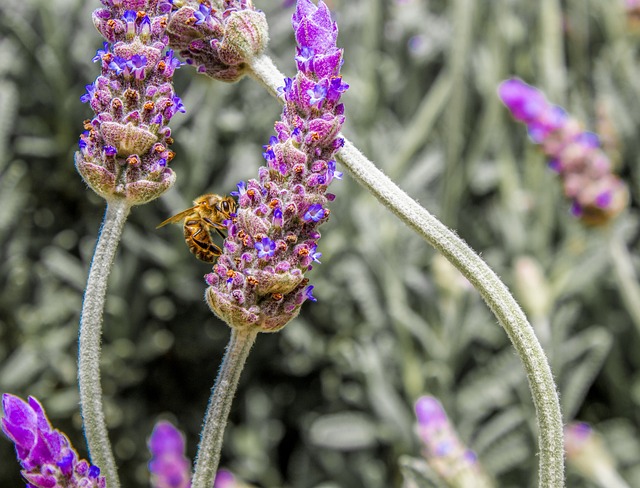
[78, 198, 130, 488]
[248, 53, 565, 487]
[192, 327, 258, 488]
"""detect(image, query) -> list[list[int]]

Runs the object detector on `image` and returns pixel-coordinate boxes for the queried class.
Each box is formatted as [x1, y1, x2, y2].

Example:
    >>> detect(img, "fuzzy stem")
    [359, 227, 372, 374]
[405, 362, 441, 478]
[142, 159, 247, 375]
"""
[247, 53, 565, 487]
[78, 198, 130, 488]
[192, 327, 258, 488]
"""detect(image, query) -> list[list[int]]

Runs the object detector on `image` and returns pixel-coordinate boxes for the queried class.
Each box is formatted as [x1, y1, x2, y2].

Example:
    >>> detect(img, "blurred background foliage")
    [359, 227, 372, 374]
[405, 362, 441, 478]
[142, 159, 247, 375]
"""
[1, 0, 640, 486]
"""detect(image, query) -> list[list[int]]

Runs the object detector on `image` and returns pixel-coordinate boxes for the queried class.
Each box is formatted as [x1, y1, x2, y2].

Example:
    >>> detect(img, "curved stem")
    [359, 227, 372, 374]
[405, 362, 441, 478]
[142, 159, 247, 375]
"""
[78, 198, 130, 488]
[192, 327, 258, 488]
[247, 54, 565, 487]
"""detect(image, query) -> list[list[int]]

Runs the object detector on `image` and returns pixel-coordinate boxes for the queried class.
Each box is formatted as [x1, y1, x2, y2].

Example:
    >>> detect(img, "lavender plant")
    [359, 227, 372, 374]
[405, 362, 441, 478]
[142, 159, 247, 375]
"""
[165, 1, 565, 486]
[7, 0, 640, 486]
[148, 421, 191, 488]
[75, 1, 185, 486]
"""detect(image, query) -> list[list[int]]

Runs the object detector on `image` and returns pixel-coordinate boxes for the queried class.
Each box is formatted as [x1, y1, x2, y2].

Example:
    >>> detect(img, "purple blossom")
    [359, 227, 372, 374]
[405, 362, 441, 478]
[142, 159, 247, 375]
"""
[309, 243, 322, 263]
[255, 237, 276, 259]
[108, 56, 127, 75]
[303, 203, 326, 222]
[123, 9, 137, 37]
[230, 181, 247, 197]
[205, 0, 347, 333]
[148, 421, 191, 488]
[498, 77, 628, 225]
[92, 42, 110, 63]
[278, 77, 294, 97]
[1, 394, 106, 488]
[126, 54, 148, 80]
[307, 83, 327, 107]
[193, 4, 212, 25]
[80, 83, 96, 103]
[262, 136, 278, 162]
[304, 285, 317, 302]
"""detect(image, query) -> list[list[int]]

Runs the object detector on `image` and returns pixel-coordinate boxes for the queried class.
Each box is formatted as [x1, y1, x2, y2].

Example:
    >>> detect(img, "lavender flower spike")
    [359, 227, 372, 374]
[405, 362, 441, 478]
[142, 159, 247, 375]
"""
[76, 0, 186, 205]
[205, 0, 348, 332]
[148, 421, 192, 488]
[498, 78, 628, 226]
[1, 394, 106, 488]
[414, 396, 494, 488]
[167, 0, 269, 82]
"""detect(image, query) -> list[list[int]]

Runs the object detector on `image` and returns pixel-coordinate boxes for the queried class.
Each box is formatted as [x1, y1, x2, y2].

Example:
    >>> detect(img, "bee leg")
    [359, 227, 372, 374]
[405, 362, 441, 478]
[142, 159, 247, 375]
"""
[191, 234, 223, 263]
[210, 243, 223, 256]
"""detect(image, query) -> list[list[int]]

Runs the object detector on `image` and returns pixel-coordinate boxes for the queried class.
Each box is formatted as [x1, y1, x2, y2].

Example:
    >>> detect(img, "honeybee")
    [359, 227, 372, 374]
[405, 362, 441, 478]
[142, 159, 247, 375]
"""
[157, 193, 237, 263]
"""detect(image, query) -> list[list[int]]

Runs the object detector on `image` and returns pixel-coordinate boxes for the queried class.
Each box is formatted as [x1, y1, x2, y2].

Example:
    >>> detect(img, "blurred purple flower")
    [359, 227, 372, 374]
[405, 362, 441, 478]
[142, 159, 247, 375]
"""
[2, 394, 105, 488]
[148, 420, 191, 488]
[499, 78, 628, 225]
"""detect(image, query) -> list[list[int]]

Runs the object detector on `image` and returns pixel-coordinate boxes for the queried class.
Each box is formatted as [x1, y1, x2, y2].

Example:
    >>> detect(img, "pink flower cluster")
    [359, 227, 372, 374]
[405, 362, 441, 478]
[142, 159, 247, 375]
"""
[76, 0, 185, 204]
[205, 0, 348, 332]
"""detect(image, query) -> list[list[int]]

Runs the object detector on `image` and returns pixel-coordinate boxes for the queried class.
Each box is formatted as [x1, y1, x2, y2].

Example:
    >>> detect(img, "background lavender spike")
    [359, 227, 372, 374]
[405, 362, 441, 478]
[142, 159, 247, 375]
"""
[148, 420, 192, 488]
[498, 78, 628, 226]
[414, 396, 494, 488]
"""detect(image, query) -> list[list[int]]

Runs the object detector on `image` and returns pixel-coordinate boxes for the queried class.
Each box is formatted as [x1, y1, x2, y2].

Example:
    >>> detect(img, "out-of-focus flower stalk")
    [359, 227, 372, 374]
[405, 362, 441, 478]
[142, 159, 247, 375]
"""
[565, 422, 631, 488]
[414, 396, 494, 488]
[1, 394, 106, 488]
[498, 78, 628, 226]
[76, 1, 186, 486]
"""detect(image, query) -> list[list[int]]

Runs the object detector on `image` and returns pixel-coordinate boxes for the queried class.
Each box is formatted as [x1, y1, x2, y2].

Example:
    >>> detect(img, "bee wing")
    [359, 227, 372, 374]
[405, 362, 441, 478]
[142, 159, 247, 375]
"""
[156, 207, 197, 228]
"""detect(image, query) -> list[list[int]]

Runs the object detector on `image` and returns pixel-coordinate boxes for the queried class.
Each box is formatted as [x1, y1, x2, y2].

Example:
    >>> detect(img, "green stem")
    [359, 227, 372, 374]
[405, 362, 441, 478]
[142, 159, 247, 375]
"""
[247, 54, 565, 487]
[191, 327, 258, 488]
[78, 198, 130, 488]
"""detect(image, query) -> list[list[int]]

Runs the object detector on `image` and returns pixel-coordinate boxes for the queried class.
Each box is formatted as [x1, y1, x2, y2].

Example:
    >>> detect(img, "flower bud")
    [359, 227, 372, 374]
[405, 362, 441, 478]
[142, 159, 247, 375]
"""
[1, 394, 106, 488]
[414, 396, 494, 488]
